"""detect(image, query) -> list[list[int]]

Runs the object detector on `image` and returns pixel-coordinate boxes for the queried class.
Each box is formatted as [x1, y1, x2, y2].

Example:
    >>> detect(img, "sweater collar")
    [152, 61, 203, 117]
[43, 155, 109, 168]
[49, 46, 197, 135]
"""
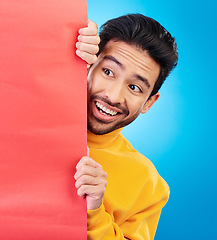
[87, 128, 123, 149]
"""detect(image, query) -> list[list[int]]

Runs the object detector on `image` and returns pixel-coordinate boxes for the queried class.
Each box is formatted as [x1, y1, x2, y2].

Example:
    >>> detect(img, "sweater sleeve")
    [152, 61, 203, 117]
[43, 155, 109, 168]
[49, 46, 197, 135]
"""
[87, 185, 169, 240]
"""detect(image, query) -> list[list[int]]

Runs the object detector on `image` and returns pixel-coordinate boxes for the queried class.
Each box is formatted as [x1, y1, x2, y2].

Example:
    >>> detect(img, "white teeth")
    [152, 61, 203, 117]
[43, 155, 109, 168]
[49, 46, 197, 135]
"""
[96, 102, 118, 116]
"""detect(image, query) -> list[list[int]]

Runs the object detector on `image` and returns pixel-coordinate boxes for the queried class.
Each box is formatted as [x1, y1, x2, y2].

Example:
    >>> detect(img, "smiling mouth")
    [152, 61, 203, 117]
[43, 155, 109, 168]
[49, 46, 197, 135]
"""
[95, 101, 118, 116]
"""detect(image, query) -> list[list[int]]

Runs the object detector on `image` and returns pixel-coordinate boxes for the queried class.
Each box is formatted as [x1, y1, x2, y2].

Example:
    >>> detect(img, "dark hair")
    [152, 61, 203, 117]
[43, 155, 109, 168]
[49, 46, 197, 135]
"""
[98, 14, 178, 97]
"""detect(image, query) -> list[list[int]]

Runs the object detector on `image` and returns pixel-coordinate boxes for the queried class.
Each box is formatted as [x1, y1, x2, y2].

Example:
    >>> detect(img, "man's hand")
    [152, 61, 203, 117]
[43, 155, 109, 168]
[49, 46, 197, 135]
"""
[76, 20, 100, 66]
[74, 154, 107, 210]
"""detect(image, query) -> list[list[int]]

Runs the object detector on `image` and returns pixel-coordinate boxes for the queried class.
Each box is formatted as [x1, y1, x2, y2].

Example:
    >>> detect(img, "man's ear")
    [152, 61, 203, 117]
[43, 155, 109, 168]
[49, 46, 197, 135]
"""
[141, 92, 160, 114]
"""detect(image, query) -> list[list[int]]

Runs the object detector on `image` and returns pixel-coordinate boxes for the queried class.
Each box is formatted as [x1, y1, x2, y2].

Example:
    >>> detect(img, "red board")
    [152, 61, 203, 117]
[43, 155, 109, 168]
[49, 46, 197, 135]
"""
[0, 1, 87, 239]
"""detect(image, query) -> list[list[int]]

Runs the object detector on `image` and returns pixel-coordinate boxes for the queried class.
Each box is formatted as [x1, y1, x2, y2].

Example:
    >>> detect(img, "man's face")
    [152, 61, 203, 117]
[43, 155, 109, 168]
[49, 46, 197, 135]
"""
[87, 40, 160, 135]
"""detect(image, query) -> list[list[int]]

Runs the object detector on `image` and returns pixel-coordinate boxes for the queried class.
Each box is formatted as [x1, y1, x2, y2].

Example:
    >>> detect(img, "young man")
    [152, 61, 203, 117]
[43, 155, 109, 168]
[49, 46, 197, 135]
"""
[76, 14, 178, 239]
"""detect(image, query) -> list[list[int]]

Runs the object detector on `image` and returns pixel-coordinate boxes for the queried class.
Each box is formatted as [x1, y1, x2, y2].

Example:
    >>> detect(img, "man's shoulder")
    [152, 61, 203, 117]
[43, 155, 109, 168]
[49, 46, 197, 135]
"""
[119, 133, 169, 191]
[119, 133, 155, 166]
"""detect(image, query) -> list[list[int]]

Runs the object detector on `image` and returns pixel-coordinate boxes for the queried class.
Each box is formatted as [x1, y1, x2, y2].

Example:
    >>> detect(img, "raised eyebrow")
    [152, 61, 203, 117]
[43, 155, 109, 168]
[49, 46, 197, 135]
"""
[135, 74, 151, 89]
[103, 55, 151, 88]
[103, 55, 124, 69]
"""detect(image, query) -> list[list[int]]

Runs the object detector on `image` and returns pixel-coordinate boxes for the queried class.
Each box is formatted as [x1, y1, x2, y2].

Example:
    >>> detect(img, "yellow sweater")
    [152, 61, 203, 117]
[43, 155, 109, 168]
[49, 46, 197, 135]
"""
[87, 128, 169, 240]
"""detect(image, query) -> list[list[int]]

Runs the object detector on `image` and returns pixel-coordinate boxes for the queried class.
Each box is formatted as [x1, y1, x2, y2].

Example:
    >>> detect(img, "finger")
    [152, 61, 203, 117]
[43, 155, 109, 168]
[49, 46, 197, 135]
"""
[76, 156, 102, 170]
[75, 163, 106, 181]
[75, 157, 103, 180]
[77, 184, 106, 198]
[79, 20, 98, 36]
[78, 35, 100, 45]
[76, 50, 98, 65]
[75, 164, 107, 182]
[76, 42, 99, 55]
[75, 174, 103, 189]
[74, 165, 99, 180]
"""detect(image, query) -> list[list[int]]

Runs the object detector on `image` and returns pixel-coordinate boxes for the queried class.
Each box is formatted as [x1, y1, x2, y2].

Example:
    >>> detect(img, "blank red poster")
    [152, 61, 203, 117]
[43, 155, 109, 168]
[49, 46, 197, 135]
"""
[0, 1, 87, 239]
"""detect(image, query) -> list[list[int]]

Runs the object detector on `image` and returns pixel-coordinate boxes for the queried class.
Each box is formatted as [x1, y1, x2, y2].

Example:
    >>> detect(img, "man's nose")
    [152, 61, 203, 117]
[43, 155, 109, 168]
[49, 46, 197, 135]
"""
[104, 81, 125, 104]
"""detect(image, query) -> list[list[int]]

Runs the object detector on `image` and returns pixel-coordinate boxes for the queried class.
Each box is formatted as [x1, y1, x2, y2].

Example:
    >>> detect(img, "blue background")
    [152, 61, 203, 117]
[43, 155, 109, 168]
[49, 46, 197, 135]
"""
[87, 0, 217, 239]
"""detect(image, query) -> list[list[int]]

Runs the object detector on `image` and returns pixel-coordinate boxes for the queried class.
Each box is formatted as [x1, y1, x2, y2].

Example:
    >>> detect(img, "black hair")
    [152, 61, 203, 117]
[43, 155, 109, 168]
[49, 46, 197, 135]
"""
[98, 14, 178, 97]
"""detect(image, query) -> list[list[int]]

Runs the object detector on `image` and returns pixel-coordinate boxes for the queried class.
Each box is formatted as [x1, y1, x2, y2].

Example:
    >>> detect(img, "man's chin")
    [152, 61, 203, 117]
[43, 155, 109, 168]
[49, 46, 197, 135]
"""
[87, 113, 138, 135]
[87, 122, 120, 135]
[87, 125, 113, 135]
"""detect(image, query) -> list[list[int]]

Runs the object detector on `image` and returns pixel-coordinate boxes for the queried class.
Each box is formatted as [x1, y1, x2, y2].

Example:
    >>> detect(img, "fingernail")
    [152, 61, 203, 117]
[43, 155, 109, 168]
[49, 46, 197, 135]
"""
[76, 50, 81, 56]
[78, 35, 82, 41]
[74, 173, 77, 180]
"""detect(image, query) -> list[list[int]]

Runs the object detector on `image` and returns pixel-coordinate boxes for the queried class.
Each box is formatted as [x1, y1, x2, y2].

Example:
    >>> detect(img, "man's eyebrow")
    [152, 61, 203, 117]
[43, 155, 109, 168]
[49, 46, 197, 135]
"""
[103, 55, 124, 69]
[103, 55, 151, 89]
[135, 75, 151, 89]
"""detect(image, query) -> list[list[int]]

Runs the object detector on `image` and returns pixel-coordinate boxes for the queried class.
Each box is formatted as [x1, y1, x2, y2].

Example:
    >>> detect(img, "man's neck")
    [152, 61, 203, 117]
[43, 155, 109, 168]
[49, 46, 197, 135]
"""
[87, 128, 123, 149]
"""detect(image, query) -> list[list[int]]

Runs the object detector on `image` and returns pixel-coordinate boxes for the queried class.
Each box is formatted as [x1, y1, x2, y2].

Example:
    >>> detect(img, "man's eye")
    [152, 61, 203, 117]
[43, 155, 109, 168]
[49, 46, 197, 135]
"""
[103, 68, 114, 77]
[129, 85, 142, 93]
